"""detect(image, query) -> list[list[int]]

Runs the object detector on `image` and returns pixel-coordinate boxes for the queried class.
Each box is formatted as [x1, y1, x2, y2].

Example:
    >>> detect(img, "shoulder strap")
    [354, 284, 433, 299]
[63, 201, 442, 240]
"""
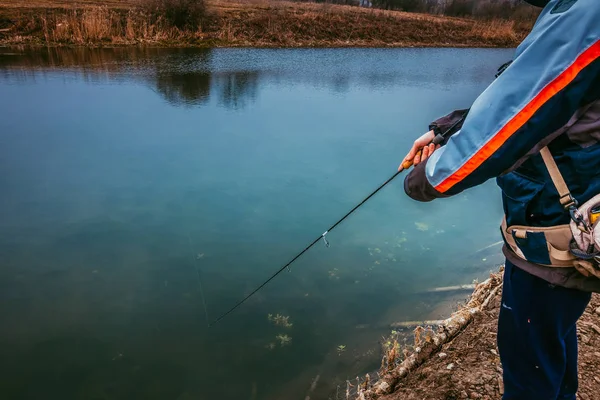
[539, 147, 577, 209]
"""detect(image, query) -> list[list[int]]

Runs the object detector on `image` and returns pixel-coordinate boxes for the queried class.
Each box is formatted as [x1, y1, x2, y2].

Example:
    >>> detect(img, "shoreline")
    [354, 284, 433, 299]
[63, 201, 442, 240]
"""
[0, 1, 531, 48]
[352, 268, 600, 400]
[0, 43, 517, 49]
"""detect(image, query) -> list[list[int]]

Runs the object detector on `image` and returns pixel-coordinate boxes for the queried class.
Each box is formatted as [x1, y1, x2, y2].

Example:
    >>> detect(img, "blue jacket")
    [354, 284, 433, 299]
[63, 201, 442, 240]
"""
[404, 0, 600, 291]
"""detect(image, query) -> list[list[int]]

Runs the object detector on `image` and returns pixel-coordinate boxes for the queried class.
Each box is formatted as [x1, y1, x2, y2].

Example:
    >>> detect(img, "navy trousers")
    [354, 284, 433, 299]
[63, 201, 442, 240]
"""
[498, 260, 591, 400]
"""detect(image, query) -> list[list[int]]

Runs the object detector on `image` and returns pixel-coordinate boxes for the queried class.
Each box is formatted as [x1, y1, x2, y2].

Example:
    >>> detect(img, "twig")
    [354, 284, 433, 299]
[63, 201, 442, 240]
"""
[421, 284, 477, 294]
[366, 270, 504, 399]
[390, 320, 445, 329]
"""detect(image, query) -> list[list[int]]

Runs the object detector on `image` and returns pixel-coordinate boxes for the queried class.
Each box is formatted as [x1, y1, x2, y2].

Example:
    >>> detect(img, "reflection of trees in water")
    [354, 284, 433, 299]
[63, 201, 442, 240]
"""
[151, 48, 214, 107]
[0, 46, 262, 110]
[0, 47, 178, 71]
[151, 70, 260, 109]
[331, 75, 350, 93]
[1, 47, 494, 109]
[214, 71, 259, 110]
[155, 72, 212, 107]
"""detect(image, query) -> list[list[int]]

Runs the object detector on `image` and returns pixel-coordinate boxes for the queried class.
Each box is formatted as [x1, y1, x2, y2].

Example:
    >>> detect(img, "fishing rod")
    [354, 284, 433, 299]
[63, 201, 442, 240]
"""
[209, 115, 466, 327]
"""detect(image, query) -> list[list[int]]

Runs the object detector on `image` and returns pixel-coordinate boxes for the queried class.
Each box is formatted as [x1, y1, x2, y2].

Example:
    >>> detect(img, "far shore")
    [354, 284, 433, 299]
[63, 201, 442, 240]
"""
[0, 0, 531, 48]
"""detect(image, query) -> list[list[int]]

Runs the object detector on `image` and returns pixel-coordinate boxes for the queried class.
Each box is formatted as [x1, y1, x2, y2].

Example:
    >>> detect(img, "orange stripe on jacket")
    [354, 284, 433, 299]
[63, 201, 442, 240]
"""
[435, 40, 600, 194]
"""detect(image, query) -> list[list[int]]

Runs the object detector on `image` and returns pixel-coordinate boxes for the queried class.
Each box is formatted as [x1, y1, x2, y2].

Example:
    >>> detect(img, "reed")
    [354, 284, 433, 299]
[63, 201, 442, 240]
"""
[0, 1, 530, 47]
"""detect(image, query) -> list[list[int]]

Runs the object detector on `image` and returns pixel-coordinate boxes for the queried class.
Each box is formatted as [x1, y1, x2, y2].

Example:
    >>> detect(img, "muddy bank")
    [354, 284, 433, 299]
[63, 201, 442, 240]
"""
[361, 270, 600, 400]
[0, 0, 531, 48]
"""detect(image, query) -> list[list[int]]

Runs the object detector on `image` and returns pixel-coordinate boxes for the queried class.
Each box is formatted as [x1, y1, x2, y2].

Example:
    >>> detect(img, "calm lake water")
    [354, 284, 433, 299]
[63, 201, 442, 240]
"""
[0, 47, 512, 400]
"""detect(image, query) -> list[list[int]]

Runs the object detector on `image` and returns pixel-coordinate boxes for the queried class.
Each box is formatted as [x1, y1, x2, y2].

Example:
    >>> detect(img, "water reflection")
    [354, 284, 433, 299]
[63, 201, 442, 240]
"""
[216, 71, 259, 109]
[0, 47, 263, 109]
[155, 72, 211, 106]
[0, 47, 506, 110]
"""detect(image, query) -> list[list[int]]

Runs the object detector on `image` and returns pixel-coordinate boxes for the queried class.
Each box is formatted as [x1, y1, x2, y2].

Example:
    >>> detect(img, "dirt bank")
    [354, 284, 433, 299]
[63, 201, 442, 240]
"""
[0, 0, 531, 47]
[377, 277, 600, 400]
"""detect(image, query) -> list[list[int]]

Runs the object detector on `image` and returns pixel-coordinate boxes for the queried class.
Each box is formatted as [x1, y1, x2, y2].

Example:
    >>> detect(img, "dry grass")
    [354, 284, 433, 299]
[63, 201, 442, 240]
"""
[4, 7, 191, 45]
[0, 0, 134, 8]
[0, 0, 532, 47]
[39, 8, 159, 44]
[470, 19, 517, 41]
[46, 7, 121, 43]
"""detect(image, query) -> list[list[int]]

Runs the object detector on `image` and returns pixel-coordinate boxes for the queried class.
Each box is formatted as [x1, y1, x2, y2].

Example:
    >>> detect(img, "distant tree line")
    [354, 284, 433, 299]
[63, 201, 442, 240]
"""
[310, 0, 539, 20]
[137, 0, 539, 31]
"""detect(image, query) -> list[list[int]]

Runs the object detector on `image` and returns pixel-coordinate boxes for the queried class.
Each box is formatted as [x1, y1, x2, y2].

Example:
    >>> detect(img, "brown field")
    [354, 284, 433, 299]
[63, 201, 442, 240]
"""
[0, 0, 532, 47]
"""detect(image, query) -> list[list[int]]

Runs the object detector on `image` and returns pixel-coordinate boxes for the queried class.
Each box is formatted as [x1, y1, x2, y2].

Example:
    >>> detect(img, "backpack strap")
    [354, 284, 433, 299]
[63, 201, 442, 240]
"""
[539, 147, 578, 209]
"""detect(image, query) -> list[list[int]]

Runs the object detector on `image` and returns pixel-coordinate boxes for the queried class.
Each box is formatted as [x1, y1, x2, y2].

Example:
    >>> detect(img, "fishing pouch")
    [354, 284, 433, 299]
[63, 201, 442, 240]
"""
[501, 218, 575, 267]
[501, 147, 600, 277]
[568, 193, 600, 276]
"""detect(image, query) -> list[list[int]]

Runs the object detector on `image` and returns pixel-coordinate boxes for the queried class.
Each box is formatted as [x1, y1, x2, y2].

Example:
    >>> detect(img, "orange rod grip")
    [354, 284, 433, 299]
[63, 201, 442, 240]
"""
[402, 149, 423, 170]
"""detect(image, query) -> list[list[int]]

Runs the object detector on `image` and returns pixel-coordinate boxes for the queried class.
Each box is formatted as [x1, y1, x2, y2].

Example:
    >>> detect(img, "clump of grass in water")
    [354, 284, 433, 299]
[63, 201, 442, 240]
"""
[328, 268, 340, 279]
[265, 342, 276, 350]
[366, 233, 408, 271]
[396, 235, 408, 247]
[267, 313, 293, 328]
[265, 314, 293, 351]
[276, 334, 292, 347]
[415, 222, 429, 231]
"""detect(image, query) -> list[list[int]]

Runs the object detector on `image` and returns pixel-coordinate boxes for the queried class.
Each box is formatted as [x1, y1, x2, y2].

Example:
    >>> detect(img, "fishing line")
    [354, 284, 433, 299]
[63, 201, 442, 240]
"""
[187, 232, 211, 328]
[209, 169, 403, 327]
[209, 114, 467, 327]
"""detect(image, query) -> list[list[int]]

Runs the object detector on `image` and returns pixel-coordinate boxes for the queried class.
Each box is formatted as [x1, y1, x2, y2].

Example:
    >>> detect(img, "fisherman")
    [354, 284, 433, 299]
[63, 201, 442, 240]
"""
[401, 1, 600, 399]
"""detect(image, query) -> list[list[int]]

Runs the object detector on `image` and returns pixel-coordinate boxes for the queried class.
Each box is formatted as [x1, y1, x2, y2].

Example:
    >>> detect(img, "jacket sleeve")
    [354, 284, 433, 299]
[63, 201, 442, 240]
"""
[405, 0, 600, 202]
[428, 109, 469, 145]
